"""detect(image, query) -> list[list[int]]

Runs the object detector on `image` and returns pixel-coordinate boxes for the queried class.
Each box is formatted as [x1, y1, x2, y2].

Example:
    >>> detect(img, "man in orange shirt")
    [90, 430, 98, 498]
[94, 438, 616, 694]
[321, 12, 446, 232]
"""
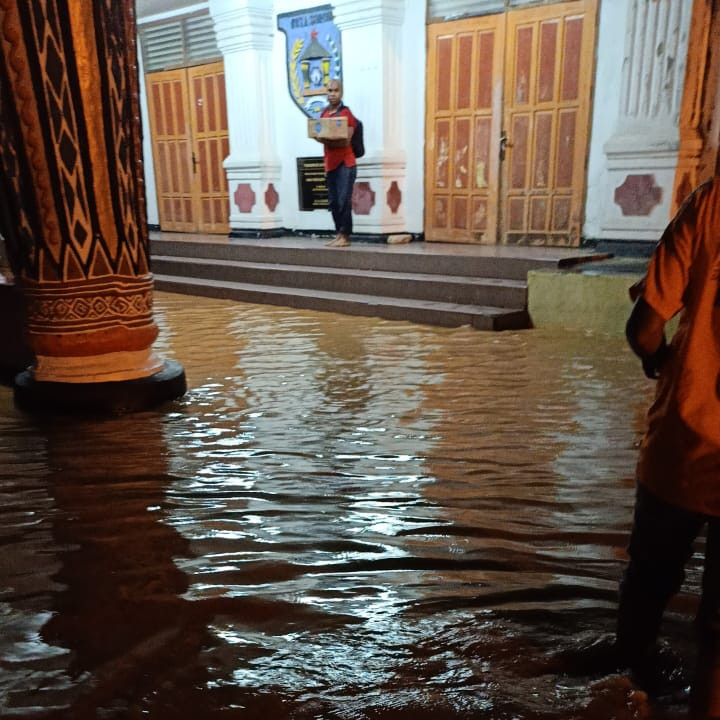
[315, 78, 357, 248]
[620, 177, 720, 717]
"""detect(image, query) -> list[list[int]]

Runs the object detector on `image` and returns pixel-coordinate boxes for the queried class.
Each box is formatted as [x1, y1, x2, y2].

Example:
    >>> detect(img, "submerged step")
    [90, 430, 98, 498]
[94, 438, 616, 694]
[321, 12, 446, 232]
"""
[151, 255, 527, 309]
[153, 274, 530, 331]
[148, 235, 606, 331]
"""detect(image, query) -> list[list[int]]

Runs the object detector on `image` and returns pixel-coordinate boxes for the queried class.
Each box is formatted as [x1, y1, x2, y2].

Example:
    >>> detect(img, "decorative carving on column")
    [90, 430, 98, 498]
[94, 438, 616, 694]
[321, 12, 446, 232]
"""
[233, 184, 256, 213]
[599, 0, 693, 241]
[672, 0, 720, 213]
[0, 0, 185, 411]
[332, 0, 408, 237]
[351, 183, 376, 215]
[387, 181, 402, 214]
[264, 183, 279, 213]
[614, 175, 663, 216]
[210, 0, 283, 237]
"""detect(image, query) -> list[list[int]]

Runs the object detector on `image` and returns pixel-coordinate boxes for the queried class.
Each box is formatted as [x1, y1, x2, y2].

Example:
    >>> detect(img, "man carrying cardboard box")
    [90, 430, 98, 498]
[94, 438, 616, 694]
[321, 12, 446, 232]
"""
[312, 78, 358, 248]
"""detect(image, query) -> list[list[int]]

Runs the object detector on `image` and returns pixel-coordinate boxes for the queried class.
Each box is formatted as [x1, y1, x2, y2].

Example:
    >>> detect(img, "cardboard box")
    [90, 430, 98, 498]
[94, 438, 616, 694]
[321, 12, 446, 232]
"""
[307, 116, 348, 140]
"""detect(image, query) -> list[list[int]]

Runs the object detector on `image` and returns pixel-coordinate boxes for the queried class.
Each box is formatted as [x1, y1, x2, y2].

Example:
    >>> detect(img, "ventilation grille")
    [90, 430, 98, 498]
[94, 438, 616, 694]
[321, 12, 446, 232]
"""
[427, 0, 504, 21]
[139, 12, 220, 72]
[428, 0, 559, 23]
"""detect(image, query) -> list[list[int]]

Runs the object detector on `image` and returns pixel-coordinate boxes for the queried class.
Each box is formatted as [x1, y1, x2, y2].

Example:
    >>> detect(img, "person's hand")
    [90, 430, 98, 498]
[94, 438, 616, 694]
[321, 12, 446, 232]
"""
[626, 296, 668, 379]
[640, 336, 670, 379]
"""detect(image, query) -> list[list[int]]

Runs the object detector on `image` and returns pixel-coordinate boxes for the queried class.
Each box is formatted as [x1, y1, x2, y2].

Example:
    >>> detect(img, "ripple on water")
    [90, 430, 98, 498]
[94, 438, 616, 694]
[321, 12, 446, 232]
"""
[0, 293, 693, 719]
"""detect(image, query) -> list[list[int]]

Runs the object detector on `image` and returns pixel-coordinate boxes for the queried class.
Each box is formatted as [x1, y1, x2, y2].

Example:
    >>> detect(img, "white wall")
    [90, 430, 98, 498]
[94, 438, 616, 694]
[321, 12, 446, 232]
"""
[400, 1, 426, 235]
[139, 0, 426, 236]
[273, 0, 328, 233]
[582, 0, 628, 241]
[587, 0, 692, 243]
[272, 0, 426, 235]
[137, 49, 159, 227]
[142, 1, 632, 243]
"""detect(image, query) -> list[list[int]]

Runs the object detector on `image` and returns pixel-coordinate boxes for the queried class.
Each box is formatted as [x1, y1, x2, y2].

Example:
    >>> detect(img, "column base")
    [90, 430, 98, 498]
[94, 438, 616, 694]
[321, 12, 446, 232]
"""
[13, 359, 187, 415]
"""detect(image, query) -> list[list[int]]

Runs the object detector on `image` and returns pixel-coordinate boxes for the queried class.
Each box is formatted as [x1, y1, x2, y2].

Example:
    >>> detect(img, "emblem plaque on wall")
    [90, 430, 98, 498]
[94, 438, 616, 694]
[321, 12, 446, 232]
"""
[277, 5, 342, 119]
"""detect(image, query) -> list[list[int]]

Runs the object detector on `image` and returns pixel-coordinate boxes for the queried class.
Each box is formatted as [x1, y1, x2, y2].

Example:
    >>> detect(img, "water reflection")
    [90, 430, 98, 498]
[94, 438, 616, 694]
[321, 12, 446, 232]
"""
[7, 413, 201, 717]
[0, 293, 699, 718]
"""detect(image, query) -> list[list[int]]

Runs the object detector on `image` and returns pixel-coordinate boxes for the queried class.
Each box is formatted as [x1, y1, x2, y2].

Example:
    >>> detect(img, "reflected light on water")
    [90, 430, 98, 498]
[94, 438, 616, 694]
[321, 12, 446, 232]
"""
[0, 292, 694, 719]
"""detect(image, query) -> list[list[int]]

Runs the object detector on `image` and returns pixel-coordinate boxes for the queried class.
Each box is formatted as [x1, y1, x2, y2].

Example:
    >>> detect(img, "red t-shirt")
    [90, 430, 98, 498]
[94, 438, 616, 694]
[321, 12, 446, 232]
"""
[320, 105, 357, 172]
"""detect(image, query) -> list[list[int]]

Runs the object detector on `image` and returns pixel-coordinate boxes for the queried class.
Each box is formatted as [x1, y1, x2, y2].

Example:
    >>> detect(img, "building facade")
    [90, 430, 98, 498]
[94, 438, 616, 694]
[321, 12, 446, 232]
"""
[136, 0, 720, 249]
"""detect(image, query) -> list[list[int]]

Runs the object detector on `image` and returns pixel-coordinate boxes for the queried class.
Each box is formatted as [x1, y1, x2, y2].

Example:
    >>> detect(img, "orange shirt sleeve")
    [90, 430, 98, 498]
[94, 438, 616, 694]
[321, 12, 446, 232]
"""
[642, 184, 706, 322]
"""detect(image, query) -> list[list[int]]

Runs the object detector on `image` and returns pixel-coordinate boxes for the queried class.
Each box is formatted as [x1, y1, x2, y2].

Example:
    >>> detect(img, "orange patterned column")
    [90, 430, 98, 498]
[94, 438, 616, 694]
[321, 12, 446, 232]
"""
[0, 0, 185, 411]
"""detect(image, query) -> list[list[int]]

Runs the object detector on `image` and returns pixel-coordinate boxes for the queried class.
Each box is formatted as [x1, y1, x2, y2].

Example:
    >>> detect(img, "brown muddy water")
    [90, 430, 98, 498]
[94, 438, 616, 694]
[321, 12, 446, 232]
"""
[0, 292, 701, 719]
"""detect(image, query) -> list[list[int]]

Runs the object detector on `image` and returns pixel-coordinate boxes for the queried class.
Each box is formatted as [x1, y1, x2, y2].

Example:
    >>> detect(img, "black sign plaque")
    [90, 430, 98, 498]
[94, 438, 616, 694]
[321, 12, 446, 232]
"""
[297, 157, 328, 211]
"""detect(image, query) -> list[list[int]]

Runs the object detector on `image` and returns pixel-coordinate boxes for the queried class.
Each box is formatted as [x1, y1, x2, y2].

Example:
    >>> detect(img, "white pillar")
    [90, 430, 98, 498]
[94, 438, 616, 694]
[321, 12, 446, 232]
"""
[599, 0, 692, 241]
[332, 0, 408, 236]
[209, 0, 284, 235]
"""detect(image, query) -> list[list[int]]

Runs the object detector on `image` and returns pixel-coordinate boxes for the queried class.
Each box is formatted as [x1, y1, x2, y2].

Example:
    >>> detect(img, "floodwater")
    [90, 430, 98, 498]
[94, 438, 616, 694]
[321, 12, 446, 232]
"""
[0, 292, 700, 719]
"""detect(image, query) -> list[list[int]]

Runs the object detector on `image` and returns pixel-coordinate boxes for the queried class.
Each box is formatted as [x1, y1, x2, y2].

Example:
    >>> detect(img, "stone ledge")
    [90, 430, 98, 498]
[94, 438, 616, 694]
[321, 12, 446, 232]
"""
[528, 269, 642, 336]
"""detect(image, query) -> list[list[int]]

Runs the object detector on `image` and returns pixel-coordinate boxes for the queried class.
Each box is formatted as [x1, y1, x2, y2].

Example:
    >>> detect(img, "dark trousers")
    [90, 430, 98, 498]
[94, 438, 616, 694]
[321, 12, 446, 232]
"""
[326, 162, 356, 236]
[618, 484, 720, 715]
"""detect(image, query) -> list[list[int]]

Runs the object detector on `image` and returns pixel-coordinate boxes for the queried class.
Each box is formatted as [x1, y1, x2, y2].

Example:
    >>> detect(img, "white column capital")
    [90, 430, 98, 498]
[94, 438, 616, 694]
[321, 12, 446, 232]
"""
[208, 0, 273, 53]
[332, 0, 404, 30]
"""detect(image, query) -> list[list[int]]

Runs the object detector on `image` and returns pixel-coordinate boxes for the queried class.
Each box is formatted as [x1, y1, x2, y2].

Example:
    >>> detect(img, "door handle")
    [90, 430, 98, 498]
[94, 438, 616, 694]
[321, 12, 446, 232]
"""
[192, 152, 198, 174]
[499, 130, 510, 161]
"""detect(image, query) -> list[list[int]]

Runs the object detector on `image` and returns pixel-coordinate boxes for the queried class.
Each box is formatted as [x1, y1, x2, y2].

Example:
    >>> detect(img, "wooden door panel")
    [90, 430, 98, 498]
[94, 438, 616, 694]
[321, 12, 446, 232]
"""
[146, 62, 229, 234]
[146, 70, 196, 232]
[502, 0, 597, 246]
[426, 1, 596, 246]
[188, 62, 230, 234]
[425, 15, 505, 243]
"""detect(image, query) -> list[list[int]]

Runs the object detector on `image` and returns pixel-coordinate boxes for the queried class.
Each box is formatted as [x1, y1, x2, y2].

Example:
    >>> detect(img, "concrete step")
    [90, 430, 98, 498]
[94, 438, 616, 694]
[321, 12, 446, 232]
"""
[150, 237, 560, 281]
[151, 255, 527, 309]
[152, 274, 530, 331]
[149, 236, 610, 330]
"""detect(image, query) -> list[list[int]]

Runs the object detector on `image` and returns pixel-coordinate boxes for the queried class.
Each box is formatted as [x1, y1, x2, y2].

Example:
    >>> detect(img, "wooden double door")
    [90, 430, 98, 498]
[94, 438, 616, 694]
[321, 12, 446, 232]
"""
[145, 61, 230, 234]
[425, 0, 597, 245]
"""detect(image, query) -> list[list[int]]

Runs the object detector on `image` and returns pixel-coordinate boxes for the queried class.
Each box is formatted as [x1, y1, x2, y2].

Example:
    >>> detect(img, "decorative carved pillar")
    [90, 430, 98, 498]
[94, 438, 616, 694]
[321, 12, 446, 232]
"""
[332, 0, 408, 236]
[672, 0, 720, 212]
[0, 0, 185, 412]
[599, 0, 692, 241]
[209, 0, 283, 237]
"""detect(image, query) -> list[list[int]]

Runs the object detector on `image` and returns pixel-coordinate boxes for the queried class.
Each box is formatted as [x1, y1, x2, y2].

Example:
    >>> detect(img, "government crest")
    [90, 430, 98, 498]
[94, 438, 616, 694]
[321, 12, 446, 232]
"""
[277, 5, 342, 119]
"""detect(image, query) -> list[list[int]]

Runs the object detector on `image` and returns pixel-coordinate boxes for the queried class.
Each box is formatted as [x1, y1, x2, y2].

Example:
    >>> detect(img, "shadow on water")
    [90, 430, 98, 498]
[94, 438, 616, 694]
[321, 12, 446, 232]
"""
[0, 293, 700, 718]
